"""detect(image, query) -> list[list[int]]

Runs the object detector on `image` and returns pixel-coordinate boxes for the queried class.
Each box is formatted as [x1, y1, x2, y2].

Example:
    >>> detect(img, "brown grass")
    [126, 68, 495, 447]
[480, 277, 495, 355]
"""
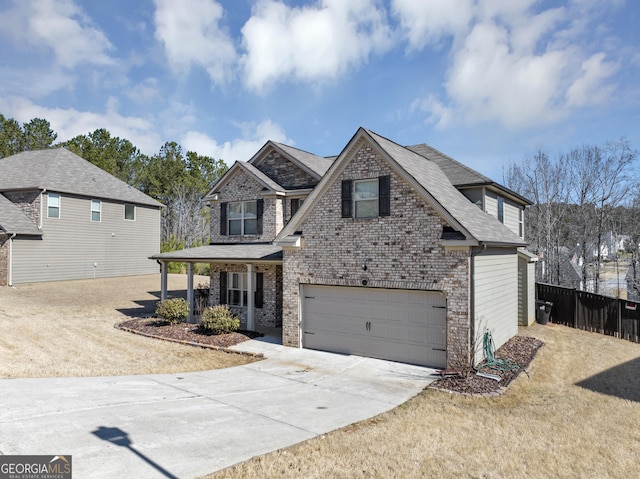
[0, 274, 255, 378]
[206, 324, 640, 479]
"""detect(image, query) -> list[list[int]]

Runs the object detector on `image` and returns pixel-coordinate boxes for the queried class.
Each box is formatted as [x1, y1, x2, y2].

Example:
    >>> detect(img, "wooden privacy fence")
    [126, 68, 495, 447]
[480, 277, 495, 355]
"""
[536, 283, 640, 344]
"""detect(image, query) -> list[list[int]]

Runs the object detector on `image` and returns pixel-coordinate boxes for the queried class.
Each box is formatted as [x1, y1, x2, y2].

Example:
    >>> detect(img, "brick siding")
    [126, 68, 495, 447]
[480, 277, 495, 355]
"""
[282, 139, 472, 367]
[4, 191, 41, 225]
[253, 151, 318, 189]
[209, 263, 282, 328]
[209, 171, 284, 243]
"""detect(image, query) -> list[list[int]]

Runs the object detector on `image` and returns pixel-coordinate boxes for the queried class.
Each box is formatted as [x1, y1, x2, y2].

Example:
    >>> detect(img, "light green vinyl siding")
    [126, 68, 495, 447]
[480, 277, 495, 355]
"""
[12, 193, 160, 284]
[473, 248, 519, 364]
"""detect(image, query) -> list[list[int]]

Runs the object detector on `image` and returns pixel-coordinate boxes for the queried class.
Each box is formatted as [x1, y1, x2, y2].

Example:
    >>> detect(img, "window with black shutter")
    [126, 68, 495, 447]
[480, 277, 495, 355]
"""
[219, 271, 227, 304]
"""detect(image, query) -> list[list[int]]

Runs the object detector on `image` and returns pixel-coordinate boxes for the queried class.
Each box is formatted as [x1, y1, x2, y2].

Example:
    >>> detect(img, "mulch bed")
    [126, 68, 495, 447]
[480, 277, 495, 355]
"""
[117, 317, 263, 349]
[430, 335, 544, 396]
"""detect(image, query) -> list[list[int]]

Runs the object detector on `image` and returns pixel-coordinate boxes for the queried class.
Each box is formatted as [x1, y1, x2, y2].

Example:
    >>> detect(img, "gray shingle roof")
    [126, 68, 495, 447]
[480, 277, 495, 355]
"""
[366, 130, 526, 246]
[0, 148, 163, 208]
[406, 143, 491, 186]
[407, 143, 532, 205]
[272, 142, 334, 177]
[0, 194, 42, 235]
[150, 244, 282, 262]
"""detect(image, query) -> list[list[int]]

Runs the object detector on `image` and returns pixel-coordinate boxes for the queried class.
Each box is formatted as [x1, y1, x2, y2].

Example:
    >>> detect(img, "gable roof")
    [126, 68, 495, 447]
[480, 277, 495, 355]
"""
[407, 143, 532, 206]
[269, 142, 334, 178]
[0, 148, 163, 208]
[277, 127, 526, 247]
[0, 194, 42, 236]
[205, 160, 286, 199]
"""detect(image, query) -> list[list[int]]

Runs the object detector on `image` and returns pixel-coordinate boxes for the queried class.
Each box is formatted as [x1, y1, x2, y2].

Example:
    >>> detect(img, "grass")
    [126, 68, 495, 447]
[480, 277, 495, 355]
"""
[0, 274, 255, 378]
[205, 324, 640, 479]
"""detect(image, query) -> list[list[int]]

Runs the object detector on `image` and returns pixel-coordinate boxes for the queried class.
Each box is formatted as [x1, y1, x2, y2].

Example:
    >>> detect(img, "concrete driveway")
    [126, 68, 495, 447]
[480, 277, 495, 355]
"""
[0, 338, 438, 479]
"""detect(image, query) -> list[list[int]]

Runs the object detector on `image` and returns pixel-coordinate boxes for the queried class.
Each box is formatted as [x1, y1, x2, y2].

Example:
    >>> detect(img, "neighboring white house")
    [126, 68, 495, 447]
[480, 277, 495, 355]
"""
[0, 148, 163, 286]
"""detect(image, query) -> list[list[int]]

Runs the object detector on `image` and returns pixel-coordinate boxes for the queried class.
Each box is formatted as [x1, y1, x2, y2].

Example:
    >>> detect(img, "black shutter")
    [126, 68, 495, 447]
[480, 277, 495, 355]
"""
[219, 271, 227, 305]
[379, 175, 390, 217]
[255, 272, 264, 309]
[341, 180, 352, 218]
[291, 198, 300, 217]
[220, 202, 227, 235]
[256, 199, 264, 235]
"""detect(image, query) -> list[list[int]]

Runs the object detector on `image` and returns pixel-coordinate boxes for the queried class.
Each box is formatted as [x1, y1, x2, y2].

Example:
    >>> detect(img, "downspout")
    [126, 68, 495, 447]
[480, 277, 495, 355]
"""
[8, 233, 17, 287]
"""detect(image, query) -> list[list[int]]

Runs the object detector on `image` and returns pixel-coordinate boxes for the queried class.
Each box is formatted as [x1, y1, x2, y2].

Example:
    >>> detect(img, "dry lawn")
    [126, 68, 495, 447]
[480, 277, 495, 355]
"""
[207, 324, 640, 479]
[0, 274, 255, 378]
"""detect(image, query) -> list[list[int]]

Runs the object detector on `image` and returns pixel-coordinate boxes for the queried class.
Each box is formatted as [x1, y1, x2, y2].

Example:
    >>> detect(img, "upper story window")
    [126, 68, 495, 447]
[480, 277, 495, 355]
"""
[125, 204, 135, 221]
[47, 193, 60, 219]
[229, 201, 257, 235]
[519, 208, 523, 237]
[91, 199, 101, 222]
[354, 179, 379, 218]
[342, 176, 390, 219]
[220, 199, 264, 236]
[497, 197, 504, 223]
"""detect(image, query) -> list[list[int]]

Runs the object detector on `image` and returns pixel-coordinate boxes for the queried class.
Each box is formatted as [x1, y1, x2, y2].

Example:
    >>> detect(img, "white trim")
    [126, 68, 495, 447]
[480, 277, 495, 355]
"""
[247, 264, 254, 331]
[8, 233, 16, 287]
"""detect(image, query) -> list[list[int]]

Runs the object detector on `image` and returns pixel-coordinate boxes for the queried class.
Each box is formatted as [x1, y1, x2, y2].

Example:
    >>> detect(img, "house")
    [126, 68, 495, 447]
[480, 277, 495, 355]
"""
[152, 128, 535, 368]
[0, 148, 163, 286]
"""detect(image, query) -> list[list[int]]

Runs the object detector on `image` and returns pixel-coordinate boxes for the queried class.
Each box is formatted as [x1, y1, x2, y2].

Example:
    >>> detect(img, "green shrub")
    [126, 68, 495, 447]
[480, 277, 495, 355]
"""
[201, 305, 240, 334]
[155, 298, 189, 324]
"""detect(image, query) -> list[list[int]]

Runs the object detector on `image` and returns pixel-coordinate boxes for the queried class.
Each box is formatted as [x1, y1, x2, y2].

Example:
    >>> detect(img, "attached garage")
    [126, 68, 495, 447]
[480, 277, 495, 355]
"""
[301, 285, 447, 368]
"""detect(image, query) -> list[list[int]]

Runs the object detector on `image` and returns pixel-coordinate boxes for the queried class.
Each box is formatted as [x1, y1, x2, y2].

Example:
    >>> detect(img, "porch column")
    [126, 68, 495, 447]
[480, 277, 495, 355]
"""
[247, 263, 254, 331]
[187, 262, 194, 322]
[160, 261, 168, 301]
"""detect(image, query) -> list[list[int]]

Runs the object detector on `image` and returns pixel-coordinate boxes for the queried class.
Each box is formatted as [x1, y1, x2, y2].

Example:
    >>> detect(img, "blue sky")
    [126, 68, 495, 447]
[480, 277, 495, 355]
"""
[0, 0, 638, 181]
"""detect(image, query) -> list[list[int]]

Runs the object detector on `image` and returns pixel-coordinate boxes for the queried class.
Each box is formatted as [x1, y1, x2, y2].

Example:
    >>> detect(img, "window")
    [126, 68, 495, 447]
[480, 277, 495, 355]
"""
[342, 176, 390, 219]
[220, 272, 264, 308]
[497, 197, 504, 223]
[354, 179, 379, 218]
[228, 272, 248, 306]
[91, 199, 101, 222]
[290, 198, 303, 217]
[124, 204, 135, 221]
[518, 208, 523, 237]
[225, 200, 260, 236]
[47, 193, 60, 219]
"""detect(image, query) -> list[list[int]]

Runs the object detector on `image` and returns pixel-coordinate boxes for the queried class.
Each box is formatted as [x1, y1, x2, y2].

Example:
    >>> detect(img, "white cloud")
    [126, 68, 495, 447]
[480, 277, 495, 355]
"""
[153, 0, 237, 85]
[0, 96, 161, 155]
[181, 119, 291, 164]
[0, 0, 114, 68]
[241, 0, 392, 93]
[409, 2, 620, 129]
[391, 0, 474, 50]
[566, 53, 619, 107]
[125, 78, 162, 104]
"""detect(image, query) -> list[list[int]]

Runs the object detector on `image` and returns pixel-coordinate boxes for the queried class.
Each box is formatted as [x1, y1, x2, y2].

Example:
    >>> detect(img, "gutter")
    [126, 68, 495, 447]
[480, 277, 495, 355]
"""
[8, 232, 16, 287]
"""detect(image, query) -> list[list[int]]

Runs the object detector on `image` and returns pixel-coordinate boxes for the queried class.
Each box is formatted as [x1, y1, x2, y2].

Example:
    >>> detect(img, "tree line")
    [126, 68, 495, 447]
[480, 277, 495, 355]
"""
[0, 113, 228, 255]
[504, 138, 638, 295]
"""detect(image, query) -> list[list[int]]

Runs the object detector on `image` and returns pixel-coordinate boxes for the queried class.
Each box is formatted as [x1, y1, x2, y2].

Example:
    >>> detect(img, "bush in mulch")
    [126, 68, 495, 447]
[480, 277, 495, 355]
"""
[431, 335, 544, 395]
[117, 317, 263, 349]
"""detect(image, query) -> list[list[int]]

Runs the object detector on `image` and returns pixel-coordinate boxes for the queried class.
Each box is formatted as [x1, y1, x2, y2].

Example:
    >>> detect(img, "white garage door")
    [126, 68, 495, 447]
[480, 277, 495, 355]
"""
[302, 285, 446, 368]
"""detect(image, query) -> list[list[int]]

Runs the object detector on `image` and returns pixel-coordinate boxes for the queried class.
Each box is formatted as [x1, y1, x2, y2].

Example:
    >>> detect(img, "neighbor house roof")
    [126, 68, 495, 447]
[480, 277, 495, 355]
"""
[0, 148, 163, 208]
[0, 194, 42, 236]
[150, 244, 283, 263]
[277, 127, 526, 247]
[406, 143, 532, 206]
